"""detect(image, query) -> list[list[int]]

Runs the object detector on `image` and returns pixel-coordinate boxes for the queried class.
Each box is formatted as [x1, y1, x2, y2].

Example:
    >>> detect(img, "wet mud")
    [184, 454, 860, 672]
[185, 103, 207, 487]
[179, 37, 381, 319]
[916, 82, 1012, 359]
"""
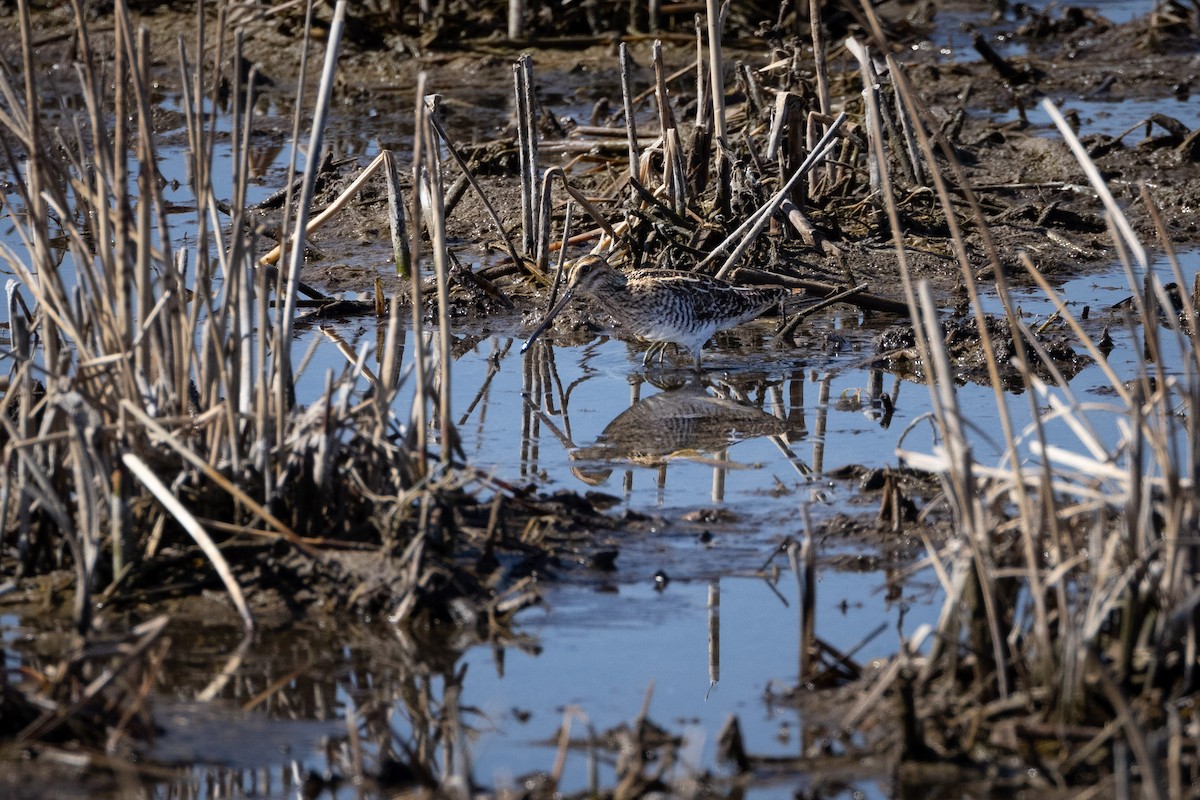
[3, 0, 1200, 795]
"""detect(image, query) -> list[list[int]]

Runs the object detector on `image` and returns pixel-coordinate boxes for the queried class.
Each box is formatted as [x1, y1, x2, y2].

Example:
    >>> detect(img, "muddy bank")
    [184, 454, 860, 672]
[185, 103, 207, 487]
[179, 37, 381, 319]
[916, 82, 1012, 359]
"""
[8, 0, 1200, 311]
[3, 0, 1200, 796]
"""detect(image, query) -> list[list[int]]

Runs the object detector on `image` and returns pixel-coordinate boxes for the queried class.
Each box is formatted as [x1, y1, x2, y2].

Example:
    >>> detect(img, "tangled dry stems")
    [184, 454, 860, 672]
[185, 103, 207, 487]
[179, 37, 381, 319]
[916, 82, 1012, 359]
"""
[3, 0, 1200, 794]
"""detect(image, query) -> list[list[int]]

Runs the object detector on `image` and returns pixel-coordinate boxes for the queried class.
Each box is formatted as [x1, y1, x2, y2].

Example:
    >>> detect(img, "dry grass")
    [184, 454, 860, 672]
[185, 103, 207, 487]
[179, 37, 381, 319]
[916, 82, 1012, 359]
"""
[4, 0, 1199, 794]
[871, 68, 1200, 800]
[0, 0, 582, 690]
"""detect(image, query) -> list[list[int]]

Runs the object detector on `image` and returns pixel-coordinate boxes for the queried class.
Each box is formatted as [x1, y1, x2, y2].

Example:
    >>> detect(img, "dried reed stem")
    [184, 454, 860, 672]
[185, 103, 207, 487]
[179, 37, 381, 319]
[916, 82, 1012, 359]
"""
[408, 72, 430, 474]
[620, 43, 642, 199]
[122, 453, 254, 633]
[422, 94, 456, 466]
[704, 0, 727, 146]
[277, 0, 347, 413]
[382, 149, 413, 278]
[515, 55, 539, 259]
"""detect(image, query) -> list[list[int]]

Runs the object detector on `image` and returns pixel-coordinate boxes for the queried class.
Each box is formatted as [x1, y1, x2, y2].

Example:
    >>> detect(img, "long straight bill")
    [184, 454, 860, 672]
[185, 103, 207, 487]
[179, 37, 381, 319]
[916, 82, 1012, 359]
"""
[521, 289, 576, 352]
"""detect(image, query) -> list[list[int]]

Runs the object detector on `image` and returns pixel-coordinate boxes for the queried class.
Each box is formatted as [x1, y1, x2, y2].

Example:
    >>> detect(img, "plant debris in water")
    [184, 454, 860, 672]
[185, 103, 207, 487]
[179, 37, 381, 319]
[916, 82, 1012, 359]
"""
[4, 0, 1200, 795]
[874, 312, 1090, 389]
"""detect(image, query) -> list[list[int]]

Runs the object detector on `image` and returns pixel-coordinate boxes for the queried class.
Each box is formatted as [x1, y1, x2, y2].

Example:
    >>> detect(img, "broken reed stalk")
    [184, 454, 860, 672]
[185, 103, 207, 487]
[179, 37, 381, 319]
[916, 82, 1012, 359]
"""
[691, 15, 706, 131]
[507, 0, 524, 40]
[887, 54, 1053, 677]
[535, 172, 561, 279]
[704, 0, 727, 147]
[620, 42, 641, 201]
[422, 94, 456, 466]
[765, 91, 792, 163]
[809, 0, 830, 120]
[235, 64, 259, 421]
[382, 150, 413, 278]
[408, 72, 430, 474]
[277, 0, 348, 412]
[515, 55, 539, 259]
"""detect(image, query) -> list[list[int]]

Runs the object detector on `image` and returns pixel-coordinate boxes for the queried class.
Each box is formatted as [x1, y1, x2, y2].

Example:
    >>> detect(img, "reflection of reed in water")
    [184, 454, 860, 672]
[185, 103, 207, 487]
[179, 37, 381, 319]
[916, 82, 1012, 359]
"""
[571, 382, 791, 472]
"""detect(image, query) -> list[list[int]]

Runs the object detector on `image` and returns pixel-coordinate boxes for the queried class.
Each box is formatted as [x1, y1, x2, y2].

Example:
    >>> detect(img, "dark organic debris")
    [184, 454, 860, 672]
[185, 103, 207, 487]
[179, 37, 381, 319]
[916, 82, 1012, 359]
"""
[1, 616, 168, 748]
[873, 312, 1089, 389]
[6, 0, 1200, 794]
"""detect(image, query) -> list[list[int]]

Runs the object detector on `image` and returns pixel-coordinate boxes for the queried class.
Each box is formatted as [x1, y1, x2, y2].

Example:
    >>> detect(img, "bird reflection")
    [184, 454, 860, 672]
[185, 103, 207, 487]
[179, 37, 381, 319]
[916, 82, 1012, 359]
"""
[569, 379, 792, 485]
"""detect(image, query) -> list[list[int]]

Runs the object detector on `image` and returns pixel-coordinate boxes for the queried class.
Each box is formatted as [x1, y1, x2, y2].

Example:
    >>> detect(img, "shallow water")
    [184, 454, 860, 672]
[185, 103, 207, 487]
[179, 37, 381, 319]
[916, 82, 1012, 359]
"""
[917, 0, 1161, 62]
[994, 95, 1200, 138]
[5, 213, 1189, 795]
[153, 248, 1182, 799]
[2, 3, 1195, 793]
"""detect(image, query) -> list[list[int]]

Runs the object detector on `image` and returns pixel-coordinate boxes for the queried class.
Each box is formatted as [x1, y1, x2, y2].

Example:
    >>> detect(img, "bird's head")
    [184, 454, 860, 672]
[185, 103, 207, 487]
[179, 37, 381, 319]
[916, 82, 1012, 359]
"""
[564, 254, 622, 297]
[523, 254, 619, 352]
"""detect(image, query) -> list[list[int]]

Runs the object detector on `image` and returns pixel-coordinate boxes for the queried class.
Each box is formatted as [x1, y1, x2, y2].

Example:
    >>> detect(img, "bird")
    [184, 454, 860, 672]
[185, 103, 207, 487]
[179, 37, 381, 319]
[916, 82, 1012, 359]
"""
[521, 254, 787, 370]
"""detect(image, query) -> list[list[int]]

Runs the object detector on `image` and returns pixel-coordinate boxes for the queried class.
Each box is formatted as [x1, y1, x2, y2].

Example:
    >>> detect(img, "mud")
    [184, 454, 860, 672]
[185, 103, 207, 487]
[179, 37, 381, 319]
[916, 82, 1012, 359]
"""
[3, 0, 1199, 794]
[9, 0, 1200, 311]
[0, 0, 1183, 603]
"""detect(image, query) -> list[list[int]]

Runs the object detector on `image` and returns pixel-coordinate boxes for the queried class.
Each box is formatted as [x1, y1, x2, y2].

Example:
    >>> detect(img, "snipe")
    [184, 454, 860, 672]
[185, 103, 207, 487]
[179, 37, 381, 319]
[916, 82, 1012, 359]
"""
[521, 255, 786, 370]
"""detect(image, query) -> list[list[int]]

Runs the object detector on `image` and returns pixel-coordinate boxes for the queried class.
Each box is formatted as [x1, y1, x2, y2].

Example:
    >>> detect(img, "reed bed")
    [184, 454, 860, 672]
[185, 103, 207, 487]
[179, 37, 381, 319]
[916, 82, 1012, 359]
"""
[3, 0, 1198, 792]
[0, 0, 586, 748]
[474, 1, 1200, 792]
[0, 0, 902, 772]
[0, 0, 914, 640]
[0, 0, 633, 758]
[695, 34, 1200, 788]
[860, 70, 1200, 800]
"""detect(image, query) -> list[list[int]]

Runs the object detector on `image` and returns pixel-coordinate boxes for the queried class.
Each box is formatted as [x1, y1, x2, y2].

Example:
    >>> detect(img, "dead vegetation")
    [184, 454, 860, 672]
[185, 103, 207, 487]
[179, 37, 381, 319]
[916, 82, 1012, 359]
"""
[718, 39, 1200, 800]
[0, 0, 581, 759]
[3, 0, 1200, 795]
